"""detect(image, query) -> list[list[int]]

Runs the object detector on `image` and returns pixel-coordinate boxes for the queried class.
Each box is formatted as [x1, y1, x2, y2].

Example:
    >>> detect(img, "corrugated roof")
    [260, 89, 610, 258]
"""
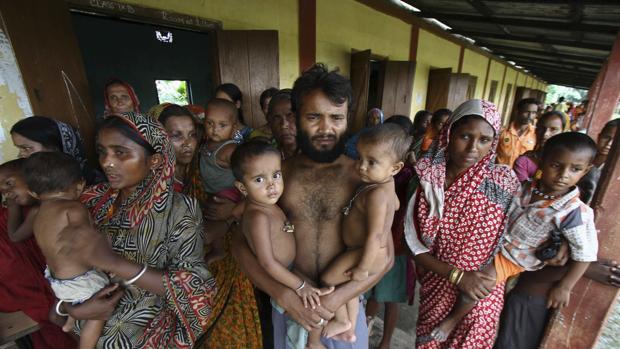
[405, 0, 619, 89]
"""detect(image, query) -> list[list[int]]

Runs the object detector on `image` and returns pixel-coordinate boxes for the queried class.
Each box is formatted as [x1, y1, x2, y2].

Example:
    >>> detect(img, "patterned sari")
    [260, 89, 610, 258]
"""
[80, 113, 216, 348]
[405, 100, 520, 348]
[166, 117, 262, 348]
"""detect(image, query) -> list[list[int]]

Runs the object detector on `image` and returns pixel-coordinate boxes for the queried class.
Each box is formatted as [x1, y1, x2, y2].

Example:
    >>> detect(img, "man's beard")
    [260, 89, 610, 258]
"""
[297, 130, 347, 163]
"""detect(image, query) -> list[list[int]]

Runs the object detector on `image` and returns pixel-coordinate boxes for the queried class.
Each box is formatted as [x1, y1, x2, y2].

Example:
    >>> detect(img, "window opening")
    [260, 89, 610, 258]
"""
[155, 80, 191, 105]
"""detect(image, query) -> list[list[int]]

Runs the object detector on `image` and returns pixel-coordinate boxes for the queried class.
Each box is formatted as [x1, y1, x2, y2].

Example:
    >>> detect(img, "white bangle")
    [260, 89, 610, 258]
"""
[55, 300, 68, 317]
[295, 280, 305, 292]
[125, 264, 148, 285]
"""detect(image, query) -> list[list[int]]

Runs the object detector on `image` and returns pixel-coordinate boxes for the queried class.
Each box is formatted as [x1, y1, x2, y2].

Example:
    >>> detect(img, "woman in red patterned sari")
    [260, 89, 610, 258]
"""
[404, 100, 520, 348]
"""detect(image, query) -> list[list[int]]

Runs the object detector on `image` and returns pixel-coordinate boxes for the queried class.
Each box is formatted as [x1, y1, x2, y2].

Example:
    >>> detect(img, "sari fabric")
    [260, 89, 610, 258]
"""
[407, 100, 520, 348]
[54, 120, 88, 173]
[178, 149, 262, 348]
[146, 103, 172, 121]
[53, 117, 103, 184]
[80, 113, 216, 348]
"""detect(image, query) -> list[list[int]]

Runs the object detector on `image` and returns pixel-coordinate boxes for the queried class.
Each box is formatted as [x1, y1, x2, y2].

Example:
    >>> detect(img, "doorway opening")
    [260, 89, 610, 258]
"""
[367, 60, 385, 111]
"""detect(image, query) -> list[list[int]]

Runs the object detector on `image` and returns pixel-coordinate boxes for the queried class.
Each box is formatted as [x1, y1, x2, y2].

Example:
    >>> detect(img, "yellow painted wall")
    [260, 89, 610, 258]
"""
[486, 60, 505, 101]
[498, 68, 517, 123]
[515, 72, 526, 87]
[121, 0, 300, 88]
[107, 0, 548, 120]
[461, 49, 488, 99]
[411, 29, 461, 114]
[315, 0, 410, 78]
[0, 29, 32, 163]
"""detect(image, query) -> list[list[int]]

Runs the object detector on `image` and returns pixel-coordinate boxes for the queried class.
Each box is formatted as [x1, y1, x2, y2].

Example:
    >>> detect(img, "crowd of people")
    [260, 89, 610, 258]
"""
[0, 63, 619, 349]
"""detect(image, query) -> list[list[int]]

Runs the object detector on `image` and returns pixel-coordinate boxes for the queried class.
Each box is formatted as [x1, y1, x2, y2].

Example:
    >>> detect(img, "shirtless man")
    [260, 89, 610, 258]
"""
[233, 64, 394, 348]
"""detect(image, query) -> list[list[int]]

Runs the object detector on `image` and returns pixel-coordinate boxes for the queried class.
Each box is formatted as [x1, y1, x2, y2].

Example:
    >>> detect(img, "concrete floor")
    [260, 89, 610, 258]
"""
[368, 292, 620, 349]
[368, 296, 419, 349]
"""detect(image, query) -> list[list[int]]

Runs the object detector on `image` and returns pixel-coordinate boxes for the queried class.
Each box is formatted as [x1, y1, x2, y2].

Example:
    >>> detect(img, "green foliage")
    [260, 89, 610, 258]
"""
[544, 84, 588, 105]
[156, 80, 189, 105]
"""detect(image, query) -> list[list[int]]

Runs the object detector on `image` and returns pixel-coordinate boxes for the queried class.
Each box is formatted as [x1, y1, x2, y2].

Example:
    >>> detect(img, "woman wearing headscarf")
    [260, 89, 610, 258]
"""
[150, 104, 264, 348]
[58, 112, 216, 348]
[3, 116, 104, 348]
[10, 115, 103, 184]
[103, 78, 141, 115]
[404, 100, 520, 348]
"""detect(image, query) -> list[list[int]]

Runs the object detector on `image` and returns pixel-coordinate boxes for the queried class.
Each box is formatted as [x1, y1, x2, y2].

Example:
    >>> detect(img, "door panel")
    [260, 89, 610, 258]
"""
[381, 61, 415, 117]
[426, 68, 452, 113]
[349, 49, 371, 132]
[217, 30, 279, 128]
[447, 73, 470, 110]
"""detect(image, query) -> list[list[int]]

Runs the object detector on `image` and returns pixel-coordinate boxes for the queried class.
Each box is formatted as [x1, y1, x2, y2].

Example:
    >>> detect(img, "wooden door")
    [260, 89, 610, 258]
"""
[425, 68, 452, 113]
[349, 49, 371, 132]
[216, 30, 279, 128]
[0, 0, 96, 159]
[447, 73, 470, 110]
[381, 60, 416, 117]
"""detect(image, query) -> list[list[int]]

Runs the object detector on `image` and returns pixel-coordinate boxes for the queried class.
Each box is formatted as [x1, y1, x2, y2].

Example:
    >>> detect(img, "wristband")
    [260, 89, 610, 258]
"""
[124, 264, 148, 286]
[295, 280, 306, 292]
[55, 300, 69, 317]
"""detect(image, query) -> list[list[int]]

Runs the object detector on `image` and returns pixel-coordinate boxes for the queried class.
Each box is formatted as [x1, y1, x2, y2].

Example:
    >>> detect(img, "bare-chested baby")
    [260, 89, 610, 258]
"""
[22, 152, 109, 349]
[320, 123, 411, 341]
[231, 140, 334, 349]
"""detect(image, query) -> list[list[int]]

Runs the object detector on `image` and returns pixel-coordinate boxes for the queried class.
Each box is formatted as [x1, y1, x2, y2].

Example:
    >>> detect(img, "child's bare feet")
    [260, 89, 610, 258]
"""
[332, 328, 357, 343]
[322, 319, 353, 340]
[430, 315, 459, 342]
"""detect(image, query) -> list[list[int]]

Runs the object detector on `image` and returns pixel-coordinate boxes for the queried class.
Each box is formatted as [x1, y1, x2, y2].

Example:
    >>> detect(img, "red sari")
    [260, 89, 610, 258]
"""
[0, 206, 76, 348]
[406, 100, 520, 348]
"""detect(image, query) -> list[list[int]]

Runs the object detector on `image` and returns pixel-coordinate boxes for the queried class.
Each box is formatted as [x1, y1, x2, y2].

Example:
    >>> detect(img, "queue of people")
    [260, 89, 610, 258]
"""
[0, 64, 619, 349]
